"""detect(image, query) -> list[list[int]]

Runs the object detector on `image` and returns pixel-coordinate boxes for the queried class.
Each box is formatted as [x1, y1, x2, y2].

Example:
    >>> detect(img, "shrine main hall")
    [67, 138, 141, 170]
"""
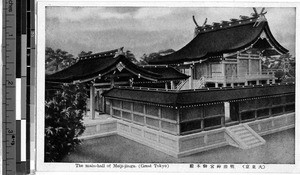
[46, 10, 295, 157]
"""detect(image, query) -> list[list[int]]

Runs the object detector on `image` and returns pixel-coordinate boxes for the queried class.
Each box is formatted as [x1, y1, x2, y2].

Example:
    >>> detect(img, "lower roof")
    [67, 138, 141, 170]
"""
[46, 54, 188, 83]
[103, 83, 295, 108]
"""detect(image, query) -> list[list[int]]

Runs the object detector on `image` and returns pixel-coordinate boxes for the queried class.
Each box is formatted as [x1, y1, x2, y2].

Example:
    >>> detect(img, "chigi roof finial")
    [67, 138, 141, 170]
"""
[193, 16, 207, 36]
[252, 7, 267, 27]
[114, 47, 125, 58]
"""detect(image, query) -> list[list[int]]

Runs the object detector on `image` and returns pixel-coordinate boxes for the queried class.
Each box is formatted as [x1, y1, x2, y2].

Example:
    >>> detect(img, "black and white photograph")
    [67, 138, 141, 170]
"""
[35, 1, 298, 173]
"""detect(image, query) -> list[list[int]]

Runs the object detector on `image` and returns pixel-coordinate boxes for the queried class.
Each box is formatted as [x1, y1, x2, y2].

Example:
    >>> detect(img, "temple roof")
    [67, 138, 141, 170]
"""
[103, 83, 295, 107]
[46, 51, 188, 83]
[149, 17, 289, 65]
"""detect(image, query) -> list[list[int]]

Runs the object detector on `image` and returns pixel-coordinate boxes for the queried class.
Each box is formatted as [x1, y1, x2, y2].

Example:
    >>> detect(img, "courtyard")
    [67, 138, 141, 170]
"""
[62, 128, 295, 164]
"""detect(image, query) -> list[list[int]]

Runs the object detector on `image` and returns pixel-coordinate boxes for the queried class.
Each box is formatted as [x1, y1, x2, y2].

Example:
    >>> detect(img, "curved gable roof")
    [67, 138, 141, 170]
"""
[46, 54, 188, 83]
[46, 55, 159, 83]
[149, 19, 288, 65]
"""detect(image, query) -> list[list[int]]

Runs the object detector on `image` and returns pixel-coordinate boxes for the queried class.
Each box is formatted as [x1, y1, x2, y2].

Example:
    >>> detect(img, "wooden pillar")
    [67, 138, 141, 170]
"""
[109, 100, 113, 115]
[259, 58, 262, 75]
[215, 82, 218, 88]
[272, 72, 276, 84]
[256, 80, 260, 85]
[90, 85, 95, 120]
[267, 79, 270, 84]
[222, 62, 226, 83]
[224, 102, 230, 126]
[165, 82, 168, 90]
[103, 97, 106, 114]
[170, 81, 175, 90]
[245, 81, 248, 86]
[189, 66, 193, 89]
[101, 90, 105, 113]
[248, 59, 251, 75]
[110, 78, 115, 88]
[177, 108, 181, 135]
[129, 78, 134, 87]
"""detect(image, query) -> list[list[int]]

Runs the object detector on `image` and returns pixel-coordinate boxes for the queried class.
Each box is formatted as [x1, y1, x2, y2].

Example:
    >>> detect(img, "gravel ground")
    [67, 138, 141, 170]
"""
[62, 129, 295, 164]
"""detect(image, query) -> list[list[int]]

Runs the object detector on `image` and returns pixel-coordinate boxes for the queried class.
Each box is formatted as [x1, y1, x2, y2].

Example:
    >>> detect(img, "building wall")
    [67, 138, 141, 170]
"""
[179, 104, 225, 135]
[238, 59, 249, 76]
[109, 99, 179, 135]
[211, 63, 223, 78]
[194, 62, 209, 79]
[249, 59, 260, 74]
[107, 92, 295, 136]
[237, 94, 295, 122]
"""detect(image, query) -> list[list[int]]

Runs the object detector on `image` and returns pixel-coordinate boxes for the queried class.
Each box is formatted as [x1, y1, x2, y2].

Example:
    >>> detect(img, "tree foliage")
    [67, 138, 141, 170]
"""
[139, 49, 175, 65]
[262, 53, 295, 81]
[78, 51, 93, 58]
[45, 47, 76, 74]
[45, 83, 87, 162]
[125, 50, 138, 64]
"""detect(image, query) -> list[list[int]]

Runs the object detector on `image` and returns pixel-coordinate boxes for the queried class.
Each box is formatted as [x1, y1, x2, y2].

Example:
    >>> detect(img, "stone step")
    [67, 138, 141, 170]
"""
[244, 139, 260, 145]
[239, 133, 253, 139]
[226, 124, 266, 150]
[234, 129, 250, 135]
[241, 135, 256, 141]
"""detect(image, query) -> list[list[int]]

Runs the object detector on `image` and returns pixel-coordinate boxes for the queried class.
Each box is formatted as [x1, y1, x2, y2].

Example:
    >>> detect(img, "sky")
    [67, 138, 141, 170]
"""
[45, 7, 296, 60]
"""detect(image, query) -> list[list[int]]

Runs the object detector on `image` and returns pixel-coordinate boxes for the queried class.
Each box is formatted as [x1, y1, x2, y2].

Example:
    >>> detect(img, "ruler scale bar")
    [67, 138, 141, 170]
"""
[2, 0, 17, 175]
[29, 0, 35, 173]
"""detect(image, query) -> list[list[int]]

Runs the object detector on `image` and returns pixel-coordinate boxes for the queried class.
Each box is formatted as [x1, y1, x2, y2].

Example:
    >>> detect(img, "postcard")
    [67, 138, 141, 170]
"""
[34, 0, 299, 174]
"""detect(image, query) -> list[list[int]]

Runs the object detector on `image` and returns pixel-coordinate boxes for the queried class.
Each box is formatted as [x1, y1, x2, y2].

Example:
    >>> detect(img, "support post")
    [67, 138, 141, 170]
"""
[110, 100, 113, 115]
[215, 82, 218, 88]
[129, 78, 133, 87]
[272, 72, 276, 84]
[248, 59, 251, 75]
[259, 58, 262, 74]
[110, 78, 115, 88]
[177, 109, 181, 135]
[103, 97, 106, 114]
[189, 65, 193, 89]
[165, 82, 168, 90]
[256, 80, 259, 85]
[170, 81, 175, 90]
[224, 102, 230, 126]
[90, 85, 95, 120]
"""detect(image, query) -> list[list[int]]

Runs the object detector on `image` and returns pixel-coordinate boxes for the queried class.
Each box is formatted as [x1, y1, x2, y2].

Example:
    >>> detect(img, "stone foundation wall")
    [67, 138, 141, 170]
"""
[247, 112, 295, 136]
[117, 120, 179, 157]
[79, 119, 117, 140]
[79, 112, 295, 157]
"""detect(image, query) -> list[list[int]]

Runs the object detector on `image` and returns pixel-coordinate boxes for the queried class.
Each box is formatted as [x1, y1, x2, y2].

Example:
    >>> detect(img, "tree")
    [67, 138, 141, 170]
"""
[125, 50, 138, 64]
[262, 53, 295, 82]
[78, 51, 93, 58]
[45, 83, 87, 162]
[139, 49, 175, 65]
[45, 47, 76, 74]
